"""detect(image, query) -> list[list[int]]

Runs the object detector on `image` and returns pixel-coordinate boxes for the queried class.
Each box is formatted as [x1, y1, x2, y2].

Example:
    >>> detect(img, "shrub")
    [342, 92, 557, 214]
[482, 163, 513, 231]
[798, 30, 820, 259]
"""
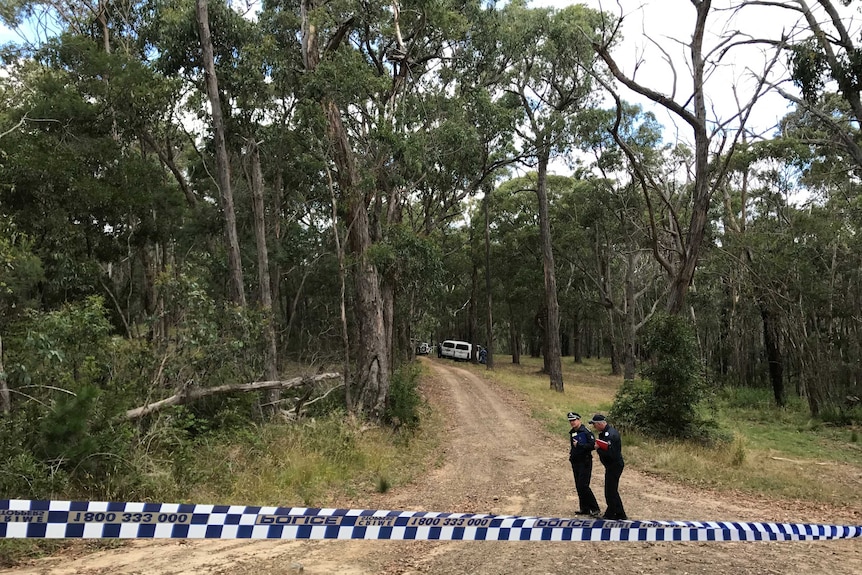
[384, 363, 423, 431]
[613, 313, 714, 441]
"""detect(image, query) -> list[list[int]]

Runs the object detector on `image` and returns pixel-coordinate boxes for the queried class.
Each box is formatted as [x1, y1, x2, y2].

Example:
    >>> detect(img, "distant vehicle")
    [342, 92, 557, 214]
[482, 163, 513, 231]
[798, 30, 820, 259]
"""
[415, 342, 431, 355]
[440, 339, 471, 361]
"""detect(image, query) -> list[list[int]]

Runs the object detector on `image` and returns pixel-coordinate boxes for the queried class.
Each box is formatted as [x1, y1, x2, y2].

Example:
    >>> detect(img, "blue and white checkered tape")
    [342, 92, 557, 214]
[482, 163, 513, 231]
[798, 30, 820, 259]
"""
[1, 499, 860, 541]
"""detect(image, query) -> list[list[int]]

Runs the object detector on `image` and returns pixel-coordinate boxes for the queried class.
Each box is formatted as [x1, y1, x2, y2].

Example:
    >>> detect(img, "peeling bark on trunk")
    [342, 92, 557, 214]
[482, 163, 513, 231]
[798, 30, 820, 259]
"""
[623, 252, 637, 381]
[301, 1, 391, 418]
[325, 98, 390, 418]
[196, 0, 246, 307]
[246, 142, 280, 415]
[509, 306, 521, 365]
[383, 281, 395, 372]
[0, 334, 9, 415]
[536, 153, 563, 391]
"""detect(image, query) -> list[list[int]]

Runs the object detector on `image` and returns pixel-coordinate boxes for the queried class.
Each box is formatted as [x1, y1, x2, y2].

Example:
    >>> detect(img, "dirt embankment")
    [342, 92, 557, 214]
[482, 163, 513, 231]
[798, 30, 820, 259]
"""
[4, 359, 861, 575]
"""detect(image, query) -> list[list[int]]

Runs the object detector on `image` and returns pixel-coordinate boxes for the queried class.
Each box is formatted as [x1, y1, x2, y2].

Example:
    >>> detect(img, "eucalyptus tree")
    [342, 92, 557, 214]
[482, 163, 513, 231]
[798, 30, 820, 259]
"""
[0, 0, 200, 335]
[566, 104, 666, 379]
[490, 174, 590, 365]
[487, 177, 543, 363]
[0, 36, 189, 319]
[0, 218, 44, 415]
[407, 4, 522, 370]
[194, 0, 246, 307]
[724, 105, 862, 416]
[498, 1, 606, 391]
[752, 0, 862, 172]
[592, 0, 777, 316]
[297, 0, 492, 418]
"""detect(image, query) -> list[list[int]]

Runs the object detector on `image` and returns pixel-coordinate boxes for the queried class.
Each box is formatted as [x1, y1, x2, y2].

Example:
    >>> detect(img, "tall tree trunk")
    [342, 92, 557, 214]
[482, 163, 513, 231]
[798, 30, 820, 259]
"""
[271, 171, 283, 332]
[535, 151, 563, 391]
[343, 179, 390, 418]
[196, 0, 246, 307]
[623, 252, 637, 380]
[484, 190, 494, 370]
[469, 256, 479, 362]
[302, 4, 389, 418]
[141, 243, 159, 340]
[760, 302, 785, 407]
[324, 95, 389, 417]
[535, 305, 547, 364]
[665, 0, 711, 314]
[328, 167, 352, 411]
[509, 307, 521, 365]
[607, 309, 621, 376]
[595, 0, 721, 317]
[0, 334, 9, 415]
[246, 142, 280, 414]
[382, 281, 395, 372]
[572, 308, 582, 364]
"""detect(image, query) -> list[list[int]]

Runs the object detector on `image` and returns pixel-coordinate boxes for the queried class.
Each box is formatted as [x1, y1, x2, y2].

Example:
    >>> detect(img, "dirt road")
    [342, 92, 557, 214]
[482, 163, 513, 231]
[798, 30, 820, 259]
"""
[5, 359, 861, 574]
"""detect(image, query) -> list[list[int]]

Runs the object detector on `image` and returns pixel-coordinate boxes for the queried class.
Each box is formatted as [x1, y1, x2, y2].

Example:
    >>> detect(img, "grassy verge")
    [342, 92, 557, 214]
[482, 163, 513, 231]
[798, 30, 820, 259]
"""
[187, 407, 445, 508]
[0, 368, 445, 568]
[462, 355, 862, 509]
[4, 357, 859, 567]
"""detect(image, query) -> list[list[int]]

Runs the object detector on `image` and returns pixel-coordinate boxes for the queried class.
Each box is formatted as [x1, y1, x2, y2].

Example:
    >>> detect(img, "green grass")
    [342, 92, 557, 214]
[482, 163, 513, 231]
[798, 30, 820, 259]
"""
[477, 356, 618, 437]
[186, 407, 444, 508]
[462, 355, 862, 508]
[0, 373, 446, 568]
[4, 356, 859, 568]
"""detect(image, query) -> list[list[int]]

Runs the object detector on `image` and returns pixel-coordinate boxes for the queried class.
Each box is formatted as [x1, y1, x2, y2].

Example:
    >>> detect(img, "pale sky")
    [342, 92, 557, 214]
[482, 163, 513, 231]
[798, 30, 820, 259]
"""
[536, 0, 861, 140]
[2, 0, 858, 140]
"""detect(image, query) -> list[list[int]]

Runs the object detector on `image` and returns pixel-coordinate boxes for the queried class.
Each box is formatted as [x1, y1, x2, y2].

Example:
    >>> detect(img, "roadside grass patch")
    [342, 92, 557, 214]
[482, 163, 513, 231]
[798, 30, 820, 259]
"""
[471, 355, 862, 508]
[468, 356, 616, 437]
[187, 404, 441, 508]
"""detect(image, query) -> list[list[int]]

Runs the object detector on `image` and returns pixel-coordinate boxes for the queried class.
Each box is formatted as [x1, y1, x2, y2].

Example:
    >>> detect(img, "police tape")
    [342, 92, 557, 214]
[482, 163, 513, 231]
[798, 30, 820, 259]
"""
[2, 499, 860, 541]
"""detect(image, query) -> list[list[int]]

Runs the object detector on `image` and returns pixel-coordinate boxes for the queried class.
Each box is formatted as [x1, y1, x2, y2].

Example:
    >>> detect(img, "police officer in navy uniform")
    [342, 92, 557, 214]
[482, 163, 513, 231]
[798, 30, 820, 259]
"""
[567, 412, 601, 517]
[589, 413, 627, 520]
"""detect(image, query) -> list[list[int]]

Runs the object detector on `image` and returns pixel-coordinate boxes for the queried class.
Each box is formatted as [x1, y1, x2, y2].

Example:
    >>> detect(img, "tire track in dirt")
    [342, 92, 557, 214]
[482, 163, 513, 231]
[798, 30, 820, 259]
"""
[4, 358, 861, 574]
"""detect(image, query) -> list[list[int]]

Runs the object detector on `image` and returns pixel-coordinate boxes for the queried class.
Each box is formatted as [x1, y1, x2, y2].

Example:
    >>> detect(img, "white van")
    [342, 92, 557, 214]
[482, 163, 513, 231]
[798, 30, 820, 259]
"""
[440, 340, 472, 361]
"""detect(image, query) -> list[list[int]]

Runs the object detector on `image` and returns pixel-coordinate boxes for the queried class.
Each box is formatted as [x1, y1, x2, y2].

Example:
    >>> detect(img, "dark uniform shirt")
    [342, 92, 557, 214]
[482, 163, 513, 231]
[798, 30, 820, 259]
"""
[596, 424, 624, 467]
[569, 423, 596, 462]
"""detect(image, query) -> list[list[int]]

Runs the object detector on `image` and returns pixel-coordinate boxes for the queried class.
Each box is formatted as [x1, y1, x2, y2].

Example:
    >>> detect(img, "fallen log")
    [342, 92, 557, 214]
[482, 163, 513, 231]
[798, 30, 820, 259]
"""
[125, 372, 342, 420]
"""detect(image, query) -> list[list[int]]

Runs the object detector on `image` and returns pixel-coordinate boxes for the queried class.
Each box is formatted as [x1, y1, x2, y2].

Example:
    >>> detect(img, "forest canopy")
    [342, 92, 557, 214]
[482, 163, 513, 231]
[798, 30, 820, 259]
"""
[1, 0, 861, 500]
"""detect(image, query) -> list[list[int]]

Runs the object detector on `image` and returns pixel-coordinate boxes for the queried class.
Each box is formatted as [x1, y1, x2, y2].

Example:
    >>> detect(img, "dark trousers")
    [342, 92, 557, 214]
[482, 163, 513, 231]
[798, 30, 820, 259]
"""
[602, 462, 626, 519]
[570, 457, 599, 513]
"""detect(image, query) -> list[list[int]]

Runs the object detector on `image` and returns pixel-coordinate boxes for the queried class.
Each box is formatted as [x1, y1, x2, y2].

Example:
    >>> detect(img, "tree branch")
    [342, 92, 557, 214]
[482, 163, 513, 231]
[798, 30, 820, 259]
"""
[125, 373, 342, 419]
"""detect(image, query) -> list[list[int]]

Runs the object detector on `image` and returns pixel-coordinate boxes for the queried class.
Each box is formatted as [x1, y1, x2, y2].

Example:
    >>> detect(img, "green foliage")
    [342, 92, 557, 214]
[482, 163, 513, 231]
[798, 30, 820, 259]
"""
[376, 476, 390, 494]
[817, 403, 862, 427]
[612, 313, 713, 441]
[0, 217, 44, 314]
[640, 314, 704, 420]
[33, 385, 100, 464]
[728, 434, 747, 468]
[608, 377, 654, 429]
[0, 296, 144, 499]
[152, 267, 266, 398]
[13, 296, 112, 389]
[370, 224, 443, 299]
[0, 412, 69, 498]
[789, 39, 829, 103]
[384, 362, 423, 431]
